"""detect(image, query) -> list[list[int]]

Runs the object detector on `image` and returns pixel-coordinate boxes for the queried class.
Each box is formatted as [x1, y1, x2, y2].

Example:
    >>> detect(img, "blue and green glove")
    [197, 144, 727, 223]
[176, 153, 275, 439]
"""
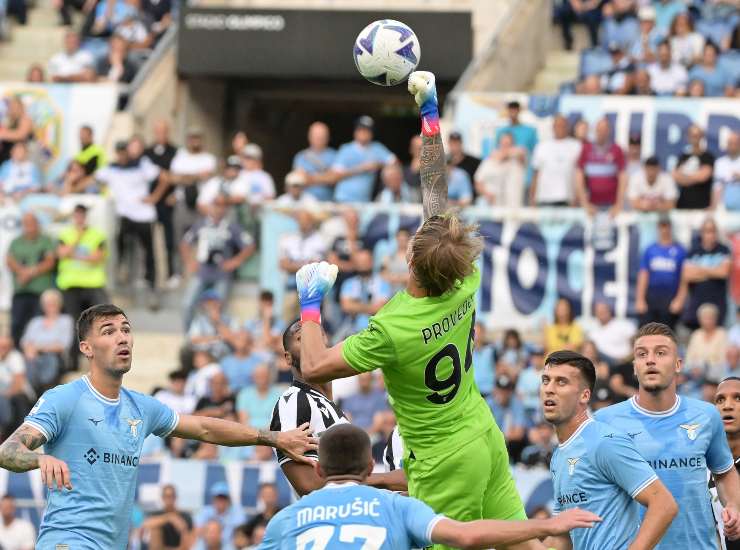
[296, 261, 339, 324]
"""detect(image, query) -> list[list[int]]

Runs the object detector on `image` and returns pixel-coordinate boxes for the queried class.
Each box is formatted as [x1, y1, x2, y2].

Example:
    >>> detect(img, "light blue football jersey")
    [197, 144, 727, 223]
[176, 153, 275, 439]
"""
[24, 375, 178, 549]
[550, 418, 658, 550]
[261, 482, 443, 549]
[595, 396, 734, 549]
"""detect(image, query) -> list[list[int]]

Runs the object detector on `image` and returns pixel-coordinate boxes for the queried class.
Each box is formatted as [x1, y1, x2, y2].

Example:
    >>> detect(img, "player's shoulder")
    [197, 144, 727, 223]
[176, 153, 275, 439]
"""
[121, 386, 167, 410]
[593, 398, 633, 422]
[41, 376, 88, 402]
[681, 396, 721, 421]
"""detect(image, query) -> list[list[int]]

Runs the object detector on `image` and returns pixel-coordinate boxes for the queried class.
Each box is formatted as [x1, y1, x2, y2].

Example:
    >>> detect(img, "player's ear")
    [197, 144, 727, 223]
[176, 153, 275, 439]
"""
[365, 458, 374, 478]
[314, 461, 325, 480]
[675, 356, 682, 374]
[79, 339, 92, 359]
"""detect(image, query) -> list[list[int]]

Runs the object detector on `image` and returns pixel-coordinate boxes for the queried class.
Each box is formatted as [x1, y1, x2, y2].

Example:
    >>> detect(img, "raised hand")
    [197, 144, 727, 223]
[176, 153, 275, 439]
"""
[296, 261, 339, 322]
[276, 423, 319, 465]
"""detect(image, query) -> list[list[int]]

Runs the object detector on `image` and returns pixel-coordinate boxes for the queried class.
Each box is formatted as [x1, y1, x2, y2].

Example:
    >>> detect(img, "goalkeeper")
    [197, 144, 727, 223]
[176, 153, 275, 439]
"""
[297, 72, 539, 550]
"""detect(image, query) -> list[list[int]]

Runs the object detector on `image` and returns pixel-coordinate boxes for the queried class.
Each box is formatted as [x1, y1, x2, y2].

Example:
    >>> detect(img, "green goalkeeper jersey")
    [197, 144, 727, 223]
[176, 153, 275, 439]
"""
[342, 269, 495, 460]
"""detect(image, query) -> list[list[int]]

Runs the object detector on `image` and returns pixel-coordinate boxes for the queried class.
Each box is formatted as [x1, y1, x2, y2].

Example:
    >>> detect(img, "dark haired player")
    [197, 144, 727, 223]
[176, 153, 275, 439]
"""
[0, 304, 316, 549]
[713, 377, 740, 549]
[595, 322, 740, 548]
[542, 350, 676, 549]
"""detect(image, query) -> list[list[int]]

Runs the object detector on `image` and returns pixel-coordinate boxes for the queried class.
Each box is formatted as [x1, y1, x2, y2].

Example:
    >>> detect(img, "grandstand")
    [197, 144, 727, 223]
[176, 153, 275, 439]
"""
[0, 0, 738, 547]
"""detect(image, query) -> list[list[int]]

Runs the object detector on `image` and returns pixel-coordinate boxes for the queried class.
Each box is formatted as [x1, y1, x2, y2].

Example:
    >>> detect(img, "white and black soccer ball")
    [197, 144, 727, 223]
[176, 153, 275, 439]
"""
[353, 19, 421, 86]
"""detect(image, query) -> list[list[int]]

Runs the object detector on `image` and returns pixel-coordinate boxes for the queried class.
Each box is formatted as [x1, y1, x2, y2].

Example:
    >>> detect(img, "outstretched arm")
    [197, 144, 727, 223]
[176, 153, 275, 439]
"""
[172, 415, 318, 464]
[409, 71, 448, 220]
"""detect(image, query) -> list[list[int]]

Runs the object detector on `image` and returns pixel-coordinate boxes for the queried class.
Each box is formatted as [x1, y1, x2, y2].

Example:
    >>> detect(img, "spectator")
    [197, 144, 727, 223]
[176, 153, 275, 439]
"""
[6, 212, 55, 347]
[624, 134, 643, 180]
[141, 0, 172, 39]
[520, 421, 555, 468]
[647, 40, 688, 95]
[338, 372, 388, 431]
[674, 217, 731, 330]
[274, 170, 318, 209]
[331, 115, 396, 203]
[687, 78, 707, 97]
[493, 101, 537, 176]
[544, 297, 584, 355]
[96, 35, 137, 83]
[487, 374, 527, 461]
[186, 291, 239, 362]
[446, 160, 474, 207]
[0, 494, 35, 550]
[376, 163, 414, 204]
[197, 156, 249, 214]
[219, 330, 272, 393]
[601, 0, 640, 52]
[26, 64, 45, 83]
[669, 12, 705, 67]
[555, 0, 604, 50]
[74, 125, 106, 183]
[653, 0, 686, 35]
[194, 371, 236, 419]
[144, 119, 179, 287]
[688, 42, 735, 97]
[673, 124, 715, 209]
[194, 483, 245, 548]
[576, 73, 604, 94]
[48, 30, 95, 83]
[725, 345, 740, 377]
[601, 44, 635, 94]
[591, 356, 617, 410]
[20, 289, 73, 392]
[141, 484, 194, 550]
[729, 306, 740, 348]
[516, 346, 546, 422]
[153, 369, 198, 415]
[685, 303, 729, 382]
[239, 143, 276, 210]
[635, 215, 686, 328]
[292, 121, 337, 202]
[180, 194, 256, 328]
[278, 210, 327, 322]
[572, 118, 590, 143]
[496, 328, 528, 378]
[114, 8, 153, 63]
[327, 208, 363, 301]
[230, 131, 249, 158]
[403, 134, 422, 199]
[243, 290, 284, 353]
[630, 5, 664, 63]
[528, 115, 581, 206]
[447, 131, 481, 184]
[576, 117, 627, 216]
[380, 228, 410, 294]
[90, 0, 137, 37]
[243, 484, 281, 533]
[170, 127, 217, 223]
[235, 364, 282, 429]
[629, 68, 654, 95]
[627, 155, 678, 211]
[0, 335, 32, 438]
[473, 321, 496, 398]
[56, 204, 108, 351]
[474, 132, 526, 208]
[586, 301, 636, 366]
[339, 249, 392, 334]
[0, 96, 33, 165]
[0, 142, 41, 200]
[95, 140, 160, 297]
[184, 350, 222, 401]
[713, 131, 740, 210]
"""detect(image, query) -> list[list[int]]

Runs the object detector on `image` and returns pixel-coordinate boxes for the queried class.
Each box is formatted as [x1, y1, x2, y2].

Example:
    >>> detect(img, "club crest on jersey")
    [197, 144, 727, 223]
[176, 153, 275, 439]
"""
[127, 418, 142, 438]
[680, 423, 701, 441]
[567, 457, 580, 475]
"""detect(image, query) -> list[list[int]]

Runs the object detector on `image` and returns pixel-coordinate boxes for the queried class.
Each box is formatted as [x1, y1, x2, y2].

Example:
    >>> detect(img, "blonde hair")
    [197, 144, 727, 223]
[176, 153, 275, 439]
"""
[410, 215, 482, 296]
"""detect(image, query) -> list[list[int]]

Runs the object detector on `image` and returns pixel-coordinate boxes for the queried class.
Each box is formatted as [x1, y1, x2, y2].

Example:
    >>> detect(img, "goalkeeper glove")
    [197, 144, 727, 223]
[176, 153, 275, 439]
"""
[408, 71, 439, 136]
[295, 261, 338, 323]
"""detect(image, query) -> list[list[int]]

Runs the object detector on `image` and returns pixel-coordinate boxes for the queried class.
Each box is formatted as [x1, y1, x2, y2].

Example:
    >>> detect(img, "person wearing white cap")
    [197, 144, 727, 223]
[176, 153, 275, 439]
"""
[240, 143, 275, 208]
[275, 170, 319, 208]
[196, 155, 250, 214]
[630, 5, 666, 64]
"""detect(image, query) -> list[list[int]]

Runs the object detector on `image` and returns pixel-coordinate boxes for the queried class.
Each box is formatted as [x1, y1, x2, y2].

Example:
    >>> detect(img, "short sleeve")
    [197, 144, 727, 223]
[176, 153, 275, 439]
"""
[577, 144, 588, 169]
[141, 393, 179, 438]
[614, 145, 626, 171]
[707, 406, 734, 474]
[639, 247, 652, 271]
[24, 387, 75, 444]
[95, 167, 112, 185]
[332, 146, 350, 170]
[626, 172, 641, 200]
[375, 143, 396, 165]
[271, 390, 317, 464]
[140, 156, 160, 181]
[594, 433, 658, 498]
[261, 509, 289, 550]
[663, 174, 678, 200]
[342, 319, 396, 373]
[340, 277, 361, 301]
[394, 493, 445, 548]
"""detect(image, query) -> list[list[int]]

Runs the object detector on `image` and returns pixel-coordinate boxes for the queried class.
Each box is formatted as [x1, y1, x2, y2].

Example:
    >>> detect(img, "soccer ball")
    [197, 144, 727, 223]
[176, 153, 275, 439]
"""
[353, 20, 421, 86]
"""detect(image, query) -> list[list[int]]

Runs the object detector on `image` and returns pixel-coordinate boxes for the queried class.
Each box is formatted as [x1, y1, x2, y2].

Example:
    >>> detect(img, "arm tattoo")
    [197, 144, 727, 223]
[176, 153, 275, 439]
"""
[0, 424, 45, 473]
[420, 133, 448, 220]
[256, 429, 279, 447]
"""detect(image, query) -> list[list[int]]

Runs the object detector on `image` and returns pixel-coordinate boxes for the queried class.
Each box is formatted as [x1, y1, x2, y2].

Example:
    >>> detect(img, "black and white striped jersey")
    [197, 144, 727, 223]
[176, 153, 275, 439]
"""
[710, 457, 740, 550]
[270, 379, 349, 465]
[383, 426, 404, 472]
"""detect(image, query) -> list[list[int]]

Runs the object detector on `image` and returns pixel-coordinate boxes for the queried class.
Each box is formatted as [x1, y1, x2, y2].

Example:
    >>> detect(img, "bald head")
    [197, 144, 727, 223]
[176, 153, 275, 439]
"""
[308, 122, 329, 150]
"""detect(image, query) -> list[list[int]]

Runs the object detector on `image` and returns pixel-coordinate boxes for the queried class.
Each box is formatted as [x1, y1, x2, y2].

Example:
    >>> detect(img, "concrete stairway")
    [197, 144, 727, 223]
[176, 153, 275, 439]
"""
[527, 25, 591, 94]
[0, 2, 67, 82]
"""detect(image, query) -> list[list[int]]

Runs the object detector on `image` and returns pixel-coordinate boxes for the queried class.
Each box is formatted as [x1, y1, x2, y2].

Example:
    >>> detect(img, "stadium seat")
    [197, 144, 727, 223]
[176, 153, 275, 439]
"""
[275, 469, 294, 509]
[6, 471, 34, 501]
[719, 50, 740, 82]
[203, 463, 228, 506]
[239, 466, 260, 508]
[134, 462, 161, 501]
[579, 48, 613, 78]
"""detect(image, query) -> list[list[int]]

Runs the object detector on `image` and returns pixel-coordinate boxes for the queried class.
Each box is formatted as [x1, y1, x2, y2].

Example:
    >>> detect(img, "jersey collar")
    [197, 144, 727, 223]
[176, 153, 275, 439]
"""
[630, 395, 680, 417]
[324, 482, 360, 489]
[83, 375, 121, 405]
[559, 417, 593, 449]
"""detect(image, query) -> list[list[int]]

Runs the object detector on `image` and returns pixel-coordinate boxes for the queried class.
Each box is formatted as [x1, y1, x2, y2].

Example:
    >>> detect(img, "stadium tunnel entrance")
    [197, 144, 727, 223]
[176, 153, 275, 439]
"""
[222, 79, 454, 192]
